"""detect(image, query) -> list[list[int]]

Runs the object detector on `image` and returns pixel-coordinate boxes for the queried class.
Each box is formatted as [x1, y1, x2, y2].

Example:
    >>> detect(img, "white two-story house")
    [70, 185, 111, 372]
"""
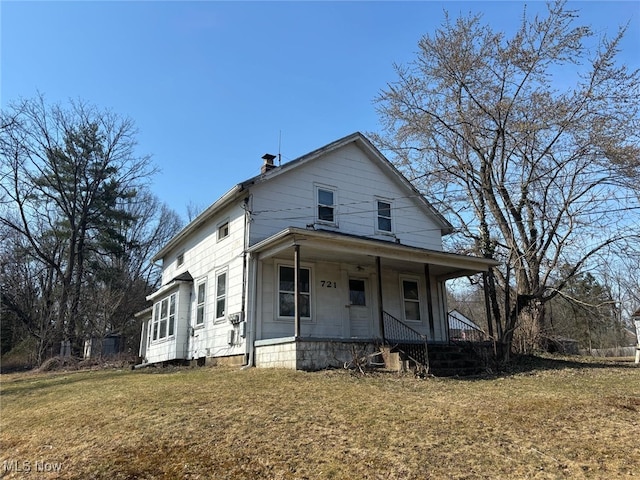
[137, 132, 497, 370]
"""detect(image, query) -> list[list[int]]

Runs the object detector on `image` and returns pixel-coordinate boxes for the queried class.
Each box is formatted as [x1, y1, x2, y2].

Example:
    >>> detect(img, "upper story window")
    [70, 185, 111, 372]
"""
[217, 220, 230, 241]
[177, 252, 185, 267]
[316, 186, 336, 224]
[152, 293, 177, 341]
[376, 200, 392, 233]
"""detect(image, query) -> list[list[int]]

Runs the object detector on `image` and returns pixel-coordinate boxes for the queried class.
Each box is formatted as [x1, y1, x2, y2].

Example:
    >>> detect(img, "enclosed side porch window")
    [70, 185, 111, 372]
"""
[152, 293, 177, 341]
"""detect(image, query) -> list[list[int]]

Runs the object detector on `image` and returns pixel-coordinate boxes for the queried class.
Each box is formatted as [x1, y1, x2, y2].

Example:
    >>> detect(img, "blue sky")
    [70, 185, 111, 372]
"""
[2, 1, 639, 219]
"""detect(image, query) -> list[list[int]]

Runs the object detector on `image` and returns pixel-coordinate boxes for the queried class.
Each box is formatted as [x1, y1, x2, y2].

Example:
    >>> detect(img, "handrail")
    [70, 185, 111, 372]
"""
[382, 311, 429, 373]
[448, 312, 487, 342]
[382, 311, 427, 344]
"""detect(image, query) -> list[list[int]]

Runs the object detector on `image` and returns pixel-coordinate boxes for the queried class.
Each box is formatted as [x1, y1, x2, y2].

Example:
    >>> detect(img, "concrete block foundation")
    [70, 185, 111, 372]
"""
[254, 337, 381, 371]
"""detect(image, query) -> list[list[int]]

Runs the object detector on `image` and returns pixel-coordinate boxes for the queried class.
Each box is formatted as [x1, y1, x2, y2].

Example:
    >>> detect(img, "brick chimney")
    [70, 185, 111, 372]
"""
[261, 153, 277, 174]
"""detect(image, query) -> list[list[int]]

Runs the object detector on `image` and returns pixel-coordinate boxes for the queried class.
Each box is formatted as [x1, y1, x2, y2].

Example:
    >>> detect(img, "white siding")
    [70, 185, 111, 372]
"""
[249, 143, 444, 250]
[259, 259, 349, 340]
[376, 269, 447, 342]
[160, 202, 247, 286]
[258, 258, 383, 341]
[144, 282, 192, 363]
[144, 136, 454, 365]
[150, 202, 249, 362]
[255, 256, 449, 343]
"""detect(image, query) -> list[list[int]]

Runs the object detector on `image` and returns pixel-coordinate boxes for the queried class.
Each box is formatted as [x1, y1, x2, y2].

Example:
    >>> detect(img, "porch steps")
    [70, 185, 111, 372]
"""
[390, 343, 429, 375]
[387, 343, 485, 377]
[382, 310, 487, 377]
[427, 344, 485, 377]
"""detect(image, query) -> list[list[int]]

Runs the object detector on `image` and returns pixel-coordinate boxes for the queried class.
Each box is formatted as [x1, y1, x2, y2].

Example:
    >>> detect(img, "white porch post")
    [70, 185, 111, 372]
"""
[424, 264, 435, 339]
[376, 256, 385, 341]
[294, 244, 301, 338]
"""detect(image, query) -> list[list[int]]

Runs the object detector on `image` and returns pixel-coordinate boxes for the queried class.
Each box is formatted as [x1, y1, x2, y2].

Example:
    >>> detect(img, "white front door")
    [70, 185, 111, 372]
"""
[349, 278, 371, 338]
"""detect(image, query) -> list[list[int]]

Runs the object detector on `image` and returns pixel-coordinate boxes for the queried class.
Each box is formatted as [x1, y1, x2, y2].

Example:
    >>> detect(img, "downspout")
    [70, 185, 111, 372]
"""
[241, 195, 254, 367]
[241, 196, 251, 321]
[186, 289, 193, 360]
[242, 253, 258, 369]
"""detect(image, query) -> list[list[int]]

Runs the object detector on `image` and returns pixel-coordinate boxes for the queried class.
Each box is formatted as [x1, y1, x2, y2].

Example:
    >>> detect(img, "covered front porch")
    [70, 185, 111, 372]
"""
[246, 228, 498, 371]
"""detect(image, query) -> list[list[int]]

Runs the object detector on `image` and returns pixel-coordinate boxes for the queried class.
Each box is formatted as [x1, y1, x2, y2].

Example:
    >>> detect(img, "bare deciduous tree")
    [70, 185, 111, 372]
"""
[0, 95, 181, 359]
[373, 1, 640, 361]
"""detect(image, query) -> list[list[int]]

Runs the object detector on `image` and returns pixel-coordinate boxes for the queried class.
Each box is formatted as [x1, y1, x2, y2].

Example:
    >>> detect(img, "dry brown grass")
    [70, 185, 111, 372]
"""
[1, 356, 639, 479]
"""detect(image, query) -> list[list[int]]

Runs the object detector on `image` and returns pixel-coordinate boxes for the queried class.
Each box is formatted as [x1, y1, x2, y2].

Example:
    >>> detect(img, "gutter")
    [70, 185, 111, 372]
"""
[152, 184, 247, 263]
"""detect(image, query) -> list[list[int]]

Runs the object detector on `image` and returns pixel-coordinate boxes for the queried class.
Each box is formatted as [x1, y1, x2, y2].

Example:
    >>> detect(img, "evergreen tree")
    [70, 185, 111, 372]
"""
[1, 95, 182, 361]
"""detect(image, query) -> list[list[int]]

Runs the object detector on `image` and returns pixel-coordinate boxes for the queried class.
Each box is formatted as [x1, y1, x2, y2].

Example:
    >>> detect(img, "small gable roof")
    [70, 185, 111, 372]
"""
[448, 309, 482, 330]
[153, 132, 453, 261]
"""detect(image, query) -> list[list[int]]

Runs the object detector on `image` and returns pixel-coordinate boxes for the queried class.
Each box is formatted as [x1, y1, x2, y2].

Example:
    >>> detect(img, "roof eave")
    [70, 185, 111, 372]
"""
[353, 134, 454, 234]
[151, 131, 455, 260]
[151, 184, 246, 262]
[248, 227, 499, 277]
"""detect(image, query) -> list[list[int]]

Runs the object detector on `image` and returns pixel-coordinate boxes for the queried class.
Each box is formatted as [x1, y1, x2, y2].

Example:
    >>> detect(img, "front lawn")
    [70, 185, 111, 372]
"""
[1, 356, 638, 479]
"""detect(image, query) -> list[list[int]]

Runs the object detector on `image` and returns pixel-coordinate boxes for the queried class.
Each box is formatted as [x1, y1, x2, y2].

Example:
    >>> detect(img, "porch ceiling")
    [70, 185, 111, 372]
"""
[248, 227, 499, 281]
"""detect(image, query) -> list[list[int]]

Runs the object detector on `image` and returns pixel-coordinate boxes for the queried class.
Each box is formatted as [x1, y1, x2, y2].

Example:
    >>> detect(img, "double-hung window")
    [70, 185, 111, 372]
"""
[215, 271, 227, 321]
[376, 199, 392, 233]
[278, 265, 311, 318]
[152, 293, 177, 341]
[196, 281, 206, 326]
[402, 279, 421, 322]
[316, 186, 336, 224]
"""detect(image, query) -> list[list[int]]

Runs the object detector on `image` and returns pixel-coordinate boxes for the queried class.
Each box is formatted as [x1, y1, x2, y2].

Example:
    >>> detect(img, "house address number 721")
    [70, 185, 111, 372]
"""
[320, 280, 337, 288]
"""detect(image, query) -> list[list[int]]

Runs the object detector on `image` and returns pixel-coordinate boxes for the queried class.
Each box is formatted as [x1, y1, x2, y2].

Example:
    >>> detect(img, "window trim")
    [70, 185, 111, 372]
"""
[214, 269, 228, 323]
[375, 197, 393, 234]
[176, 251, 185, 267]
[152, 303, 160, 341]
[168, 294, 176, 336]
[400, 276, 422, 323]
[195, 279, 207, 327]
[276, 263, 312, 321]
[151, 292, 178, 342]
[315, 184, 337, 226]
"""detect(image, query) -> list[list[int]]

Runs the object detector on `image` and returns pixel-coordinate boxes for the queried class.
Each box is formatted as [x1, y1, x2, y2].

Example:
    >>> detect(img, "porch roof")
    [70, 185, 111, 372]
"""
[248, 227, 499, 281]
[146, 271, 194, 302]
